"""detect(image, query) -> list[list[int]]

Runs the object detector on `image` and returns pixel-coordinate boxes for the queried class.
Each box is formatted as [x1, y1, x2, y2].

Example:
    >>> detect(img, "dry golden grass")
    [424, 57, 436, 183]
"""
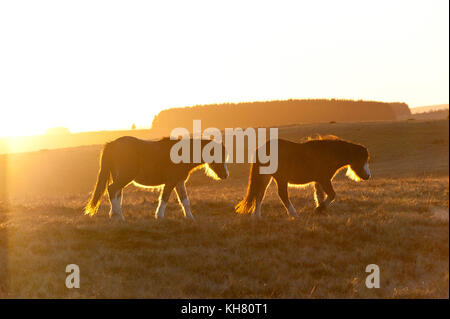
[0, 119, 448, 298]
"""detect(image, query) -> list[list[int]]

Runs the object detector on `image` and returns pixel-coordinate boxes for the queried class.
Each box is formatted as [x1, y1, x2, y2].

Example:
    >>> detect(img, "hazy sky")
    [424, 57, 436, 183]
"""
[0, 0, 448, 137]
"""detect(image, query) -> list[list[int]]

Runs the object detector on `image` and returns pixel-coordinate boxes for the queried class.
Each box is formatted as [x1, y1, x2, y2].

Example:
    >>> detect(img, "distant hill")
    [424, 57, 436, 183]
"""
[405, 109, 449, 121]
[411, 104, 449, 114]
[151, 99, 410, 135]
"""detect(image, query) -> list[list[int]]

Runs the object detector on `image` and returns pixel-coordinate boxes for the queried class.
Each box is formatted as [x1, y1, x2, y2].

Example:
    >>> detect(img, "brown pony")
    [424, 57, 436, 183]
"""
[235, 136, 370, 218]
[85, 136, 228, 220]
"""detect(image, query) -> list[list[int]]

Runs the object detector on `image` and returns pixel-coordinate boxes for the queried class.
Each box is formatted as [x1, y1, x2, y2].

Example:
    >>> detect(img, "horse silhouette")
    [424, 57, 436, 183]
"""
[85, 136, 228, 220]
[235, 136, 370, 218]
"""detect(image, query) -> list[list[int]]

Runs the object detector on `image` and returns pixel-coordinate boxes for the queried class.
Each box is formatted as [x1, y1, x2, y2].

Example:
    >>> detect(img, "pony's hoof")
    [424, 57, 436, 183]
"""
[289, 212, 299, 219]
[155, 214, 164, 220]
[184, 215, 196, 222]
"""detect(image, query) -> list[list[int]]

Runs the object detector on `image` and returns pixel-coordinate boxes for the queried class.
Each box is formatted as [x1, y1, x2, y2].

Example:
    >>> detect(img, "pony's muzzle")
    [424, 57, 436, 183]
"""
[219, 173, 229, 180]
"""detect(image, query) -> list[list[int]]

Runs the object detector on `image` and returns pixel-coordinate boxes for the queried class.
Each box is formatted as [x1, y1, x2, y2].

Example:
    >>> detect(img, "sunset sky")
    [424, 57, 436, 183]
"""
[0, 0, 448, 137]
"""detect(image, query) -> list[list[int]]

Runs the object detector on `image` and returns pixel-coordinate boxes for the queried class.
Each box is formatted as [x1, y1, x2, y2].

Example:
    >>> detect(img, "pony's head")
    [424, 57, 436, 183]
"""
[346, 143, 371, 181]
[203, 140, 229, 180]
[206, 161, 229, 180]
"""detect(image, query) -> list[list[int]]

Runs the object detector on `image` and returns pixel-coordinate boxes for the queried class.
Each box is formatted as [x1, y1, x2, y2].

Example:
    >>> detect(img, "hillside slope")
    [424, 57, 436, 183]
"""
[0, 129, 158, 155]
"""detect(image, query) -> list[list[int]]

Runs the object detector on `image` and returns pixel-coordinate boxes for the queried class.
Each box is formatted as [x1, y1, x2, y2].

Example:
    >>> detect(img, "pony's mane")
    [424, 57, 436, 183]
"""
[157, 136, 219, 142]
[300, 134, 342, 143]
[299, 134, 368, 156]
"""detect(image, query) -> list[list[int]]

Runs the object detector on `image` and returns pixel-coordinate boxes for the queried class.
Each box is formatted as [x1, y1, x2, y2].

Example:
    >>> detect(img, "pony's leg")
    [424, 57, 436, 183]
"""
[315, 180, 336, 213]
[253, 201, 262, 219]
[275, 179, 299, 218]
[314, 182, 326, 208]
[252, 175, 272, 219]
[175, 182, 194, 220]
[108, 184, 125, 221]
[155, 184, 174, 219]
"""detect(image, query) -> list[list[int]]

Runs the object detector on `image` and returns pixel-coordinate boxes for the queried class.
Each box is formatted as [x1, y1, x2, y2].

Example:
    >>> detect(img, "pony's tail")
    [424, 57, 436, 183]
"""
[235, 163, 264, 214]
[84, 143, 113, 216]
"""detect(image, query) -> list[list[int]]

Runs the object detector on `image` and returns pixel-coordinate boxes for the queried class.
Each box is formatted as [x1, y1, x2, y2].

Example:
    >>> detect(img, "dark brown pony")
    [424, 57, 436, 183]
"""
[235, 136, 370, 218]
[85, 136, 228, 220]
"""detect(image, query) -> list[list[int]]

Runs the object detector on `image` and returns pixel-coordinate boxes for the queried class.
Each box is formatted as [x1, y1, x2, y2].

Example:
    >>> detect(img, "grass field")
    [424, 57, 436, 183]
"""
[0, 119, 448, 298]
